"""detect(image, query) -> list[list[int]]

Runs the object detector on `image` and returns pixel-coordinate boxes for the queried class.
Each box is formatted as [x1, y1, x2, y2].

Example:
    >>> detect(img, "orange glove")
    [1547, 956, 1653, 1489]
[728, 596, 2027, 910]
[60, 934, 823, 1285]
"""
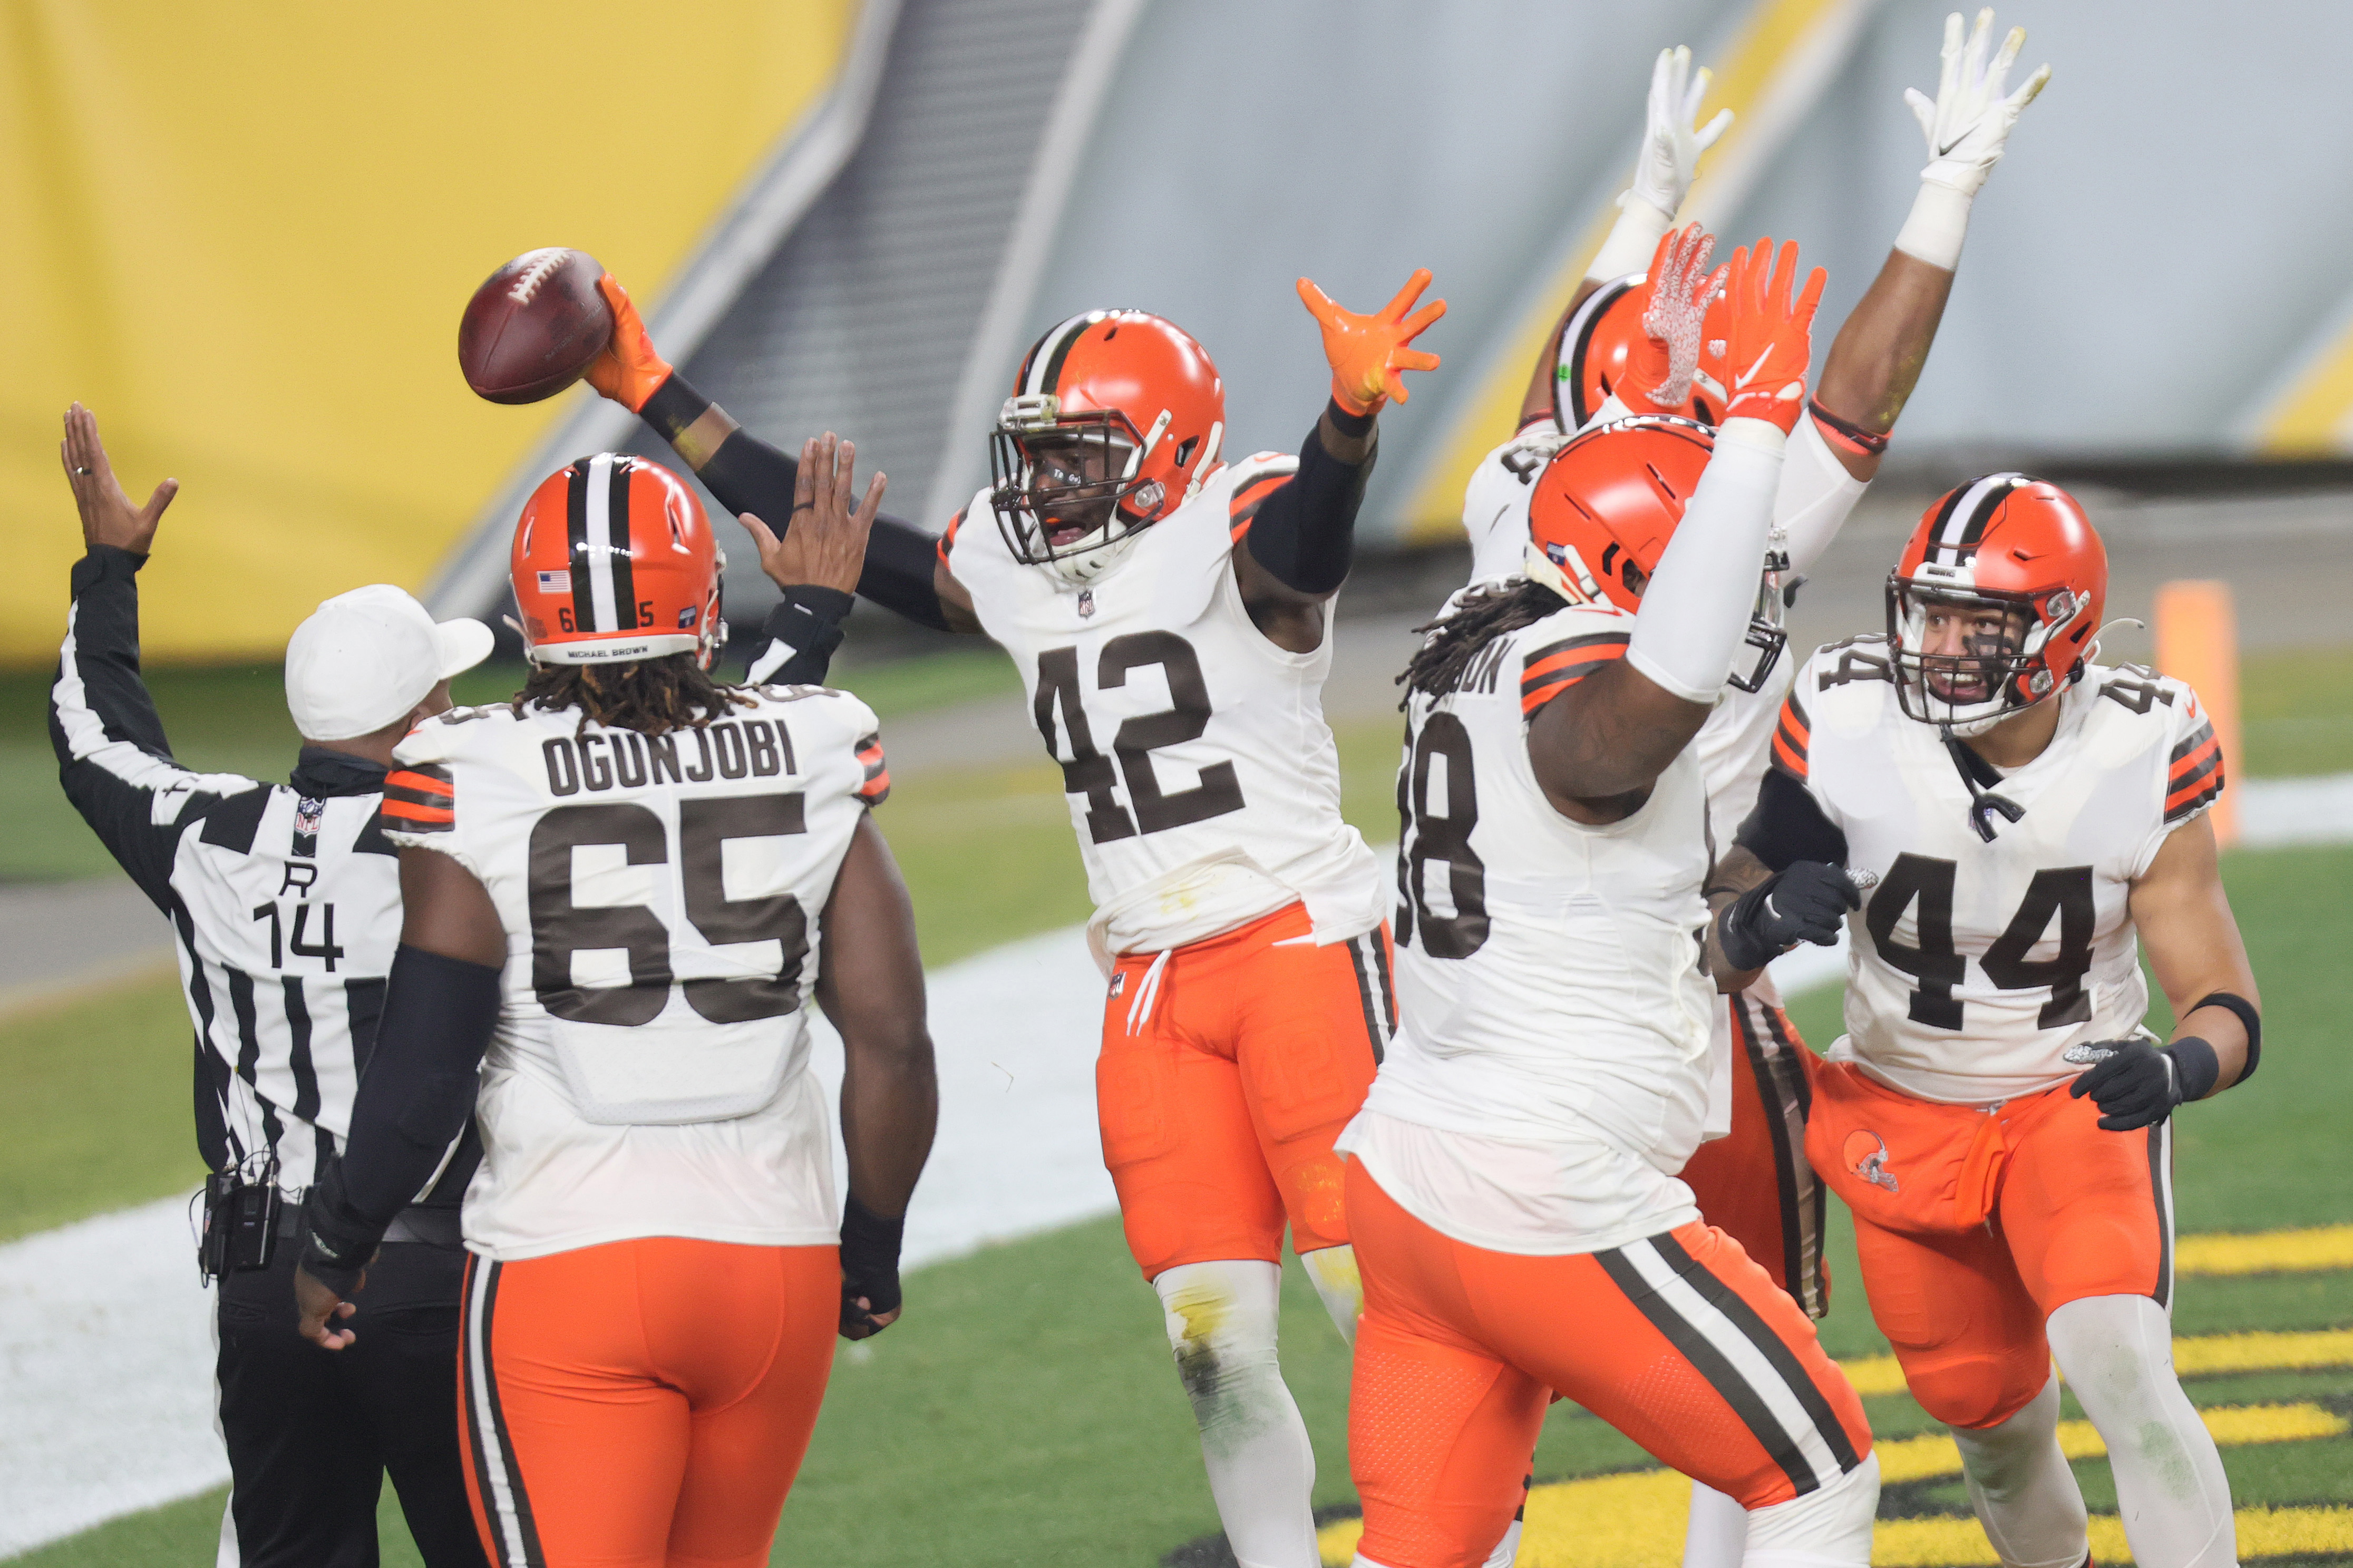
[1296, 268, 1445, 417]
[583, 274, 675, 414]
[1622, 224, 1717, 416]
[1713, 238, 1824, 433]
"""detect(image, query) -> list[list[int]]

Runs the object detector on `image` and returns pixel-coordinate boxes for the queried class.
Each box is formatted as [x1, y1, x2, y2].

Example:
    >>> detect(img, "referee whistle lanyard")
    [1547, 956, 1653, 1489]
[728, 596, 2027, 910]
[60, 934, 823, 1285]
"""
[1956, 1103, 2009, 1231]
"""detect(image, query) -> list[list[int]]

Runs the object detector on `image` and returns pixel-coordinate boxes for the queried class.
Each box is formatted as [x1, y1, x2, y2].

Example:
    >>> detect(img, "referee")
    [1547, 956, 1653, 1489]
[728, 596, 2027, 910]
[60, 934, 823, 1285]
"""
[50, 404, 490, 1567]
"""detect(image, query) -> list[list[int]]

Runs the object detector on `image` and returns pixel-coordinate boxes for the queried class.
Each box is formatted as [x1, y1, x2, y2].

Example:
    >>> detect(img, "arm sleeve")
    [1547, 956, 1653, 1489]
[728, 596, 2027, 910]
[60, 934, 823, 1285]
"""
[1736, 766, 1850, 871]
[48, 547, 244, 908]
[333, 944, 501, 1220]
[1775, 412, 1871, 582]
[744, 586, 853, 686]
[1624, 418, 1786, 704]
[644, 373, 952, 631]
[1241, 401, 1377, 596]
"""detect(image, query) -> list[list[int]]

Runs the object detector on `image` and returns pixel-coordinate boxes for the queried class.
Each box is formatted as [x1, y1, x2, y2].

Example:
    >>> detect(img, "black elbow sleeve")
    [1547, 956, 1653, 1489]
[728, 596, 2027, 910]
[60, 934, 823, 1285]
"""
[335, 945, 502, 1224]
[1735, 767, 1850, 872]
[858, 516, 951, 631]
[1244, 402, 1375, 596]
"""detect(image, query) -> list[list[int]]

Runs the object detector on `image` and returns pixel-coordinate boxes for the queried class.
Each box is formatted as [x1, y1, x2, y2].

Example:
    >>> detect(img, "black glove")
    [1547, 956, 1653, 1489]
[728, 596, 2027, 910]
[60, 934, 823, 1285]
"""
[838, 1194, 906, 1341]
[1717, 861, 1861, 971]
[2067, 1036, 2220, 1131]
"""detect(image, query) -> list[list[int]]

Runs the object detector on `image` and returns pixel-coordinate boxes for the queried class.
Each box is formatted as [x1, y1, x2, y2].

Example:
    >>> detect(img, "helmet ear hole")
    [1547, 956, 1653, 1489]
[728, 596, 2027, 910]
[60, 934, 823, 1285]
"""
[1174, 435, 1199, 469]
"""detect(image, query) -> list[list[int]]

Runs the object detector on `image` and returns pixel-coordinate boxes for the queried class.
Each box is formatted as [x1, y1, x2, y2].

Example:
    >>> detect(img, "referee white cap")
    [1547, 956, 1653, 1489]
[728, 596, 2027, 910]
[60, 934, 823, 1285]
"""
[285, 585, 494, 741]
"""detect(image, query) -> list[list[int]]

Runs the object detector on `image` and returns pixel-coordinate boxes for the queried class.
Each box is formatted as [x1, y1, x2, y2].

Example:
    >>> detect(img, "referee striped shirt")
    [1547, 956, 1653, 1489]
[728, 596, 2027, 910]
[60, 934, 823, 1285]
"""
[50, 547, 470, 1201]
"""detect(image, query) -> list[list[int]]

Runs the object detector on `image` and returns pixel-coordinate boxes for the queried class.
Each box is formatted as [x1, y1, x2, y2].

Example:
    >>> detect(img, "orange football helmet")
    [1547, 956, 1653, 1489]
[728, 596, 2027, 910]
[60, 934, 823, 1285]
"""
[1887, 474, 2107, 734]
[989, 309, 1226, 586]
[1552, 275, 1728, 432]
[510, 453, 725, 667]
[1526, 414, 1789, 691]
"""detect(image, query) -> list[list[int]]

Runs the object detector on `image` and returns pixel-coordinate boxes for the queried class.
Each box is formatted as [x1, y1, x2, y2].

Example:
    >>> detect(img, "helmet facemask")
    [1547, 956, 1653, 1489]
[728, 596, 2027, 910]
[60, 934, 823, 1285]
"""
[1728, 528, 1792, 694]
[989, 395, 1174, 588]
[1887, 562, 2084, 736]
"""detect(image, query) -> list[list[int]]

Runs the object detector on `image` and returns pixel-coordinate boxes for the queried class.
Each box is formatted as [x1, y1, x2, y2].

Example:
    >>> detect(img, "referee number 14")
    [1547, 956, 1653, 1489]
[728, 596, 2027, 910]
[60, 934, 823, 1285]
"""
[251, 900, 346, 972]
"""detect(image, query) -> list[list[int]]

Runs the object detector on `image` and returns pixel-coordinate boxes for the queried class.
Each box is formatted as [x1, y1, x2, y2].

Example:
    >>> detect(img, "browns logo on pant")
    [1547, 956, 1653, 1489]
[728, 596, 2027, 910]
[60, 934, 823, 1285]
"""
[1344, 1162, 1873, 1568]
[458, 1239, 837, 1568]
[1806, 1060, 2173, 1430]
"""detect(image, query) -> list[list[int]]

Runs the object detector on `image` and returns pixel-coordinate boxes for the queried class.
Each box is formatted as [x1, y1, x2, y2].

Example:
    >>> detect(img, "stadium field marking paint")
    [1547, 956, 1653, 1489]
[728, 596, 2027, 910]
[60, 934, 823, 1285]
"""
[1837, 1324, 2353, 1398]
[2174, 1223, 2353, 1275]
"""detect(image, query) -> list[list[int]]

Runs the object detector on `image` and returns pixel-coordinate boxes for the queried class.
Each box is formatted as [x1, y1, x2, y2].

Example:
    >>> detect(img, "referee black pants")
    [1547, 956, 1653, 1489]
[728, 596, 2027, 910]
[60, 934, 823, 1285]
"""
[214, 1238, 488, 1567]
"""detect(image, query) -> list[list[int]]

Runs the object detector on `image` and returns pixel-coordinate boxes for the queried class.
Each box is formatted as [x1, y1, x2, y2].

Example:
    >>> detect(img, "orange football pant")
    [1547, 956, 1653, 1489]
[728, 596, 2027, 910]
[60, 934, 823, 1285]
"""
[1346, 1162, 1872, 1568]
[1097, 902, 1390, 1278]
[458, 1238, 837, 1568]
[1806, 1061, 2173, 1430]
[1679, 992, 1829, 1318]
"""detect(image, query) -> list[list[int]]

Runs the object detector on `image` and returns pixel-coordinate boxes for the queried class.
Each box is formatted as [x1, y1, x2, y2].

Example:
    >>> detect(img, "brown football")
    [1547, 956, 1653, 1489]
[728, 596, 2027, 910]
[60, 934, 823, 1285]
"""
[458, 248, 614, 404]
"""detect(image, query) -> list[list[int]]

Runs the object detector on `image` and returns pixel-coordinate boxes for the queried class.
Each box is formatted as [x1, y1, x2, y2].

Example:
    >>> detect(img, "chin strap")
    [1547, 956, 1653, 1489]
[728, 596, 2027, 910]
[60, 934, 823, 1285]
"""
[1939, 723, 2026, 842]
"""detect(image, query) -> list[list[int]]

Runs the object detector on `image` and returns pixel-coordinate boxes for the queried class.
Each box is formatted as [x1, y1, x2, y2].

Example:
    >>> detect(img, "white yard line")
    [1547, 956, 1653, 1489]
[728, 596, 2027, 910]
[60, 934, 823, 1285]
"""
[4, 772, 2348, 1554]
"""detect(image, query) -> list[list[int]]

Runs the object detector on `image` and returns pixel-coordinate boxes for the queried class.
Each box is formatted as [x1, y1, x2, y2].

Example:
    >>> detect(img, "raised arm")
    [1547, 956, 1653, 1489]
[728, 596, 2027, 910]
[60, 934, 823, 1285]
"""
[1805, 9, 2049, 486]
[813, 814, 938, 1339]
[295, 846, 505, 1348]
[1235, 269, 1443, 652]
[48, 405, 258, 909]
[1526, 241, 1820, 820]
[1516, 45, 1730, 427]
[583, 275, 982, 635]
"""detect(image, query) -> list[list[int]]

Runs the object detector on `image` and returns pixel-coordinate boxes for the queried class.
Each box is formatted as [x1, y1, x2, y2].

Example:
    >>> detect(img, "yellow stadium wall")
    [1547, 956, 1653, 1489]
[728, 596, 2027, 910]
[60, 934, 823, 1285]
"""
[1, 0, 857, 663]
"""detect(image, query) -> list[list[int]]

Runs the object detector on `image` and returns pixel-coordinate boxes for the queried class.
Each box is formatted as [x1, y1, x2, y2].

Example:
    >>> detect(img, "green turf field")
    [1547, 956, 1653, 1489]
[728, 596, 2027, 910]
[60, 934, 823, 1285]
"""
[7, 636, 2352, 1565]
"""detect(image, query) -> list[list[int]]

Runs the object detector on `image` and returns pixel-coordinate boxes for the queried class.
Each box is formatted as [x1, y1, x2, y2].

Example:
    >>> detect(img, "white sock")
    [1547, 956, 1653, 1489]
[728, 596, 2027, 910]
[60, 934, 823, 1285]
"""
[1743, 1449, 1878, 1566]
[2046, 1294, 2238, 1568]
[1155, 1259, 1319, 1568]
[1684, 1478, 1748, 1566]
[1299, 1244, 1362, 1345]
[1949, 1375, 2089, 1567]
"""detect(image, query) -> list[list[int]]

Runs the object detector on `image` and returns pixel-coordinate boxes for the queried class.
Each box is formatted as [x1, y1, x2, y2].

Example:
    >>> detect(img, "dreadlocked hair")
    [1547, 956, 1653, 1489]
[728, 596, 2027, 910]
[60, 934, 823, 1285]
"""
[516, 654, 754, 736]
[1399, 576, 1570, 704]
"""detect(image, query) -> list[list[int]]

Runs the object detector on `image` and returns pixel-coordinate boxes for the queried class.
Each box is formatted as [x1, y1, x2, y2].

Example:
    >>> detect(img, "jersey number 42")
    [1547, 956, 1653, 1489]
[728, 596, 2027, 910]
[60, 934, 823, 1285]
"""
[1034, 633, 1246, 844]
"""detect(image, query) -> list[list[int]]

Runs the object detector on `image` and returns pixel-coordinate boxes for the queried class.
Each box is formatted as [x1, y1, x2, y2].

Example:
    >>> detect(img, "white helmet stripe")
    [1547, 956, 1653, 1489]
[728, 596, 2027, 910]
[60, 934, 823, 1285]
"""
[1932, 471, 2027, 567]
[584, 453, 620, 632]
[1023, 312, 1098, 396]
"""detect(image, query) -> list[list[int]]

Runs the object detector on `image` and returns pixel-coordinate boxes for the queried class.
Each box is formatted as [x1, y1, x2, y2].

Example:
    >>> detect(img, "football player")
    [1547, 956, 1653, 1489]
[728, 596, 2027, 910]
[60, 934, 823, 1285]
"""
[294, 442, 938, 1568]
[570, 267, 1440, 1566]
[1344, 238, 1882, 1568]
[1720, 479, 2254, 1568]
[1457, 22, 2047, 1559]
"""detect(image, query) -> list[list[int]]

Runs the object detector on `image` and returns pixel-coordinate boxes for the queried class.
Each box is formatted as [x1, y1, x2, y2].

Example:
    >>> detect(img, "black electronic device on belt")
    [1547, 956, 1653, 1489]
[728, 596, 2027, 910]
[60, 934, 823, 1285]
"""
[199, 1155, 281, 1281]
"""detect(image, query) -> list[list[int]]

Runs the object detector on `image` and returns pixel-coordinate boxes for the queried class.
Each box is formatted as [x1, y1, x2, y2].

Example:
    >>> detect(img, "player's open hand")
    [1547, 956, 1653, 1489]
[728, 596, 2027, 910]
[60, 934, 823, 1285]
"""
[60, 404, 177, 556]
[1907, 9, 2049, 197]
[1629, 45, 1733, 221]
[582, 273, 676, 413]
[1627, 224, 1718, 414]
[742, 432, 886, 596]
[1712, 239, 1825, 433]
[294, 1263, 360, 1351]
[1297, 269, 1445, 417]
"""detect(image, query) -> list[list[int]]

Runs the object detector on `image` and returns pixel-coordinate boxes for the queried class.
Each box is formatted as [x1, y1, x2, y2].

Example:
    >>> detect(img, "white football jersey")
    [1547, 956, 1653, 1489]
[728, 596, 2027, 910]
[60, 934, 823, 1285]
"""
[1368, 602, 1717, 1163]
[946, 459, 1384, 957]
[383, 686, 890, 1261]
[1766, 639, 2223, 1104]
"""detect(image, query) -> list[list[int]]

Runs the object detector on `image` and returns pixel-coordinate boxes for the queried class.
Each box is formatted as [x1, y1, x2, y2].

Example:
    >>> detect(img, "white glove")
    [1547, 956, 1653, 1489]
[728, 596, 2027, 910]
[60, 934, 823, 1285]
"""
[1589, 46, 1734, 283]
[1894, 9, 2050, 269]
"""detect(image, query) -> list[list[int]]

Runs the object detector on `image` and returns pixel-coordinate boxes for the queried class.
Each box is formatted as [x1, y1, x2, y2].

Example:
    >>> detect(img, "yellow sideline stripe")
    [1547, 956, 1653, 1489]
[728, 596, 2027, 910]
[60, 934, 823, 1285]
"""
[1398, 0, 1859, 543]
[1841, 1326, 2353, 1398]
[2176, 1224, 2353, 1275]
[1316, 1394, 2353, 1563]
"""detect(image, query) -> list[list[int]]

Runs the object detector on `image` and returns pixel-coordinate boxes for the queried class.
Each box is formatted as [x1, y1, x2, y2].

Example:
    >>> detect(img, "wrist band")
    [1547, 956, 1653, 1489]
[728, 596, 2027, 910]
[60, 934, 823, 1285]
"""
[2189, 990, 2261, 1083]
[639, 374, 711, 445]
[839, 1194, 906, 1315]
[2163, 1036, 2222, 1104]
[1807, 399, 1889, 457]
